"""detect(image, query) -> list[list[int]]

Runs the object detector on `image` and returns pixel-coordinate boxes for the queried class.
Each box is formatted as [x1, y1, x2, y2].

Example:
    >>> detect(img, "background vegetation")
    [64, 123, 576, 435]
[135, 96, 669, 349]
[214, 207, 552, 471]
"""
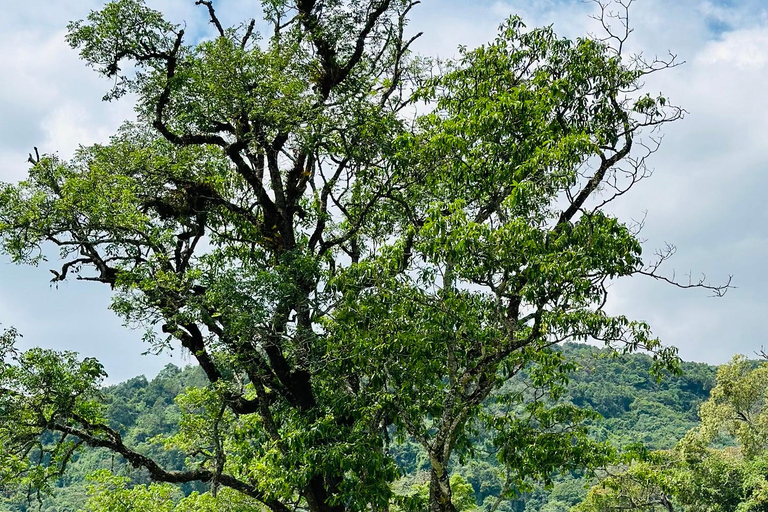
[0, 343, 717, 512]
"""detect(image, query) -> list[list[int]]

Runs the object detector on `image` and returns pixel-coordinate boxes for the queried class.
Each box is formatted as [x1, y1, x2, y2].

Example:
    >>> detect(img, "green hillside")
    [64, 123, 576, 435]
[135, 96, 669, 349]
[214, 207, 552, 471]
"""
[504, 344, 716, 511]
[389, 343, 716, 511]
[0, 344, 716, 512]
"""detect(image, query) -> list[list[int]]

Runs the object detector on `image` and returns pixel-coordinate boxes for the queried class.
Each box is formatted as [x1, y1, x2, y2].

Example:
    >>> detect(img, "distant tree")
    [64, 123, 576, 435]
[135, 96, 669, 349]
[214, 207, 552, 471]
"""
[577, 356, 768, 512]
[0, 1, 726, 511]
[695, 354, 768, 458]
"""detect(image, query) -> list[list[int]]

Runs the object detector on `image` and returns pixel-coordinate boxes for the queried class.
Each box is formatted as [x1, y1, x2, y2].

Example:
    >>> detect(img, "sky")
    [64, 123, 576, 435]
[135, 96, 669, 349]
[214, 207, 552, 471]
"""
[1, 0, 767, 382]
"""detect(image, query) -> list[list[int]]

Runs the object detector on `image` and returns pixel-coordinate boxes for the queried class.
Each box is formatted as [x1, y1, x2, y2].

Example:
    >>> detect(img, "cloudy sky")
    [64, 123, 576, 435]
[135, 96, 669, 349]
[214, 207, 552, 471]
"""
[0, 0, 765, 382]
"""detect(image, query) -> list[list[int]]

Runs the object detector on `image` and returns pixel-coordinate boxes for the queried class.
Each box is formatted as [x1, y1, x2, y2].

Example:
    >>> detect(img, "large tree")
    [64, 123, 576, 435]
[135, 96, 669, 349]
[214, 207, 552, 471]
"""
[0, 1, 726, 511]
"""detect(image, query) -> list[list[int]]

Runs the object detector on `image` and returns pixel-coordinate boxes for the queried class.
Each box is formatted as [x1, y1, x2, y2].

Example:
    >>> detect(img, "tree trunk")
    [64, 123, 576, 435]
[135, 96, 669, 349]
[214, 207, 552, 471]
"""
[305, 475, 345, 512]
[429, 463, 457, 512]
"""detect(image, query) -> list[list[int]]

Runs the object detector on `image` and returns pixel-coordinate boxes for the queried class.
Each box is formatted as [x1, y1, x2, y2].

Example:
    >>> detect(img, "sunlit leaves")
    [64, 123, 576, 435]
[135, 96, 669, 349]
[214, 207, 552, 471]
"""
[0, 336, 106, 496]
[67, 0, 180, 100]
[578, 357, 768, 512]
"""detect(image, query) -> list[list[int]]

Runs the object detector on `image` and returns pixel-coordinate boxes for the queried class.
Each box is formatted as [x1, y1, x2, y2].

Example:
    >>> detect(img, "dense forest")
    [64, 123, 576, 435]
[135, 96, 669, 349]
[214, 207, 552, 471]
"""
[0, 344, 718, 512]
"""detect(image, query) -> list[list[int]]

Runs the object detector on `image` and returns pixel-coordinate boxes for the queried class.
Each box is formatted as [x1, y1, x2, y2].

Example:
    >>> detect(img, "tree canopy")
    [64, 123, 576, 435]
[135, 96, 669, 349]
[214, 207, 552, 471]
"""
[0, 1, 724, 511]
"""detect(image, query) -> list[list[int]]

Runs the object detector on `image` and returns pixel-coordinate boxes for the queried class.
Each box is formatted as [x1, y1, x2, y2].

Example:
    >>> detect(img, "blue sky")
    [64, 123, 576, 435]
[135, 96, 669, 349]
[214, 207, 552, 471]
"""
[1, 0, 767, 382]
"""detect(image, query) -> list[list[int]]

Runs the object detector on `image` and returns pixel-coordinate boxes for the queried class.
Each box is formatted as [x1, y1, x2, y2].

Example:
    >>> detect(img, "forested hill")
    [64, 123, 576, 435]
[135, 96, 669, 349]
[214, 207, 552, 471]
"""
[563, 343, 715, 450]
[0, 344, 717, 512]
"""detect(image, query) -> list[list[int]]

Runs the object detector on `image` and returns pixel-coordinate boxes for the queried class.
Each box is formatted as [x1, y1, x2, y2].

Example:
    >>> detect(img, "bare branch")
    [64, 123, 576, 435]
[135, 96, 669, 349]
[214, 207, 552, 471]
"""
[636, 243, 733, 297]
[52, 417, 289, 512]
[241, 19, 255, 49]
[27, 147, 40, 165]
[195, 0, 226, 38]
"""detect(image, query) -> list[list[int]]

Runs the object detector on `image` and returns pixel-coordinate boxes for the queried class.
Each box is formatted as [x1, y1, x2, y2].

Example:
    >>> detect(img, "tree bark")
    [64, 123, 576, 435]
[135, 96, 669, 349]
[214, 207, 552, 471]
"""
[429, 460, 457, 512]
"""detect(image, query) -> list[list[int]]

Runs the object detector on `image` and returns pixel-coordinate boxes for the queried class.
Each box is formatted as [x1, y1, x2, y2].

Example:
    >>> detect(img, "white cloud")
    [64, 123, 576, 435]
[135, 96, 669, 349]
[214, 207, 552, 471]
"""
[599, 17, 768, 362]
[0, 29, 134, 180]
[698, 27, 768, 68]
[0, 7, 153, 377]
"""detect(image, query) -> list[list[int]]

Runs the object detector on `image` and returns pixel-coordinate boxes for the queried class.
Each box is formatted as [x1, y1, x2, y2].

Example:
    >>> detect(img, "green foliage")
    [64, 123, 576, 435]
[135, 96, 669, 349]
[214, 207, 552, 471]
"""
[0, 328, 106, 499]
[393, 474, 480, 512]
[695, 355, 768, 458]
[446, 344, 715, 511]
[0, 0, 698, 511]
[81, 470, 265, 512]
[0, 344, 716, 511]
[577, 355, 768, 512]
[83, 471, 183, 512]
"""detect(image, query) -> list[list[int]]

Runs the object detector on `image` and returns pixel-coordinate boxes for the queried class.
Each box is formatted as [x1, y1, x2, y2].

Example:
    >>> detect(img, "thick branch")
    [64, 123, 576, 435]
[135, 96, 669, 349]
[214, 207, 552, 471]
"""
[53, 419, 289, 512]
